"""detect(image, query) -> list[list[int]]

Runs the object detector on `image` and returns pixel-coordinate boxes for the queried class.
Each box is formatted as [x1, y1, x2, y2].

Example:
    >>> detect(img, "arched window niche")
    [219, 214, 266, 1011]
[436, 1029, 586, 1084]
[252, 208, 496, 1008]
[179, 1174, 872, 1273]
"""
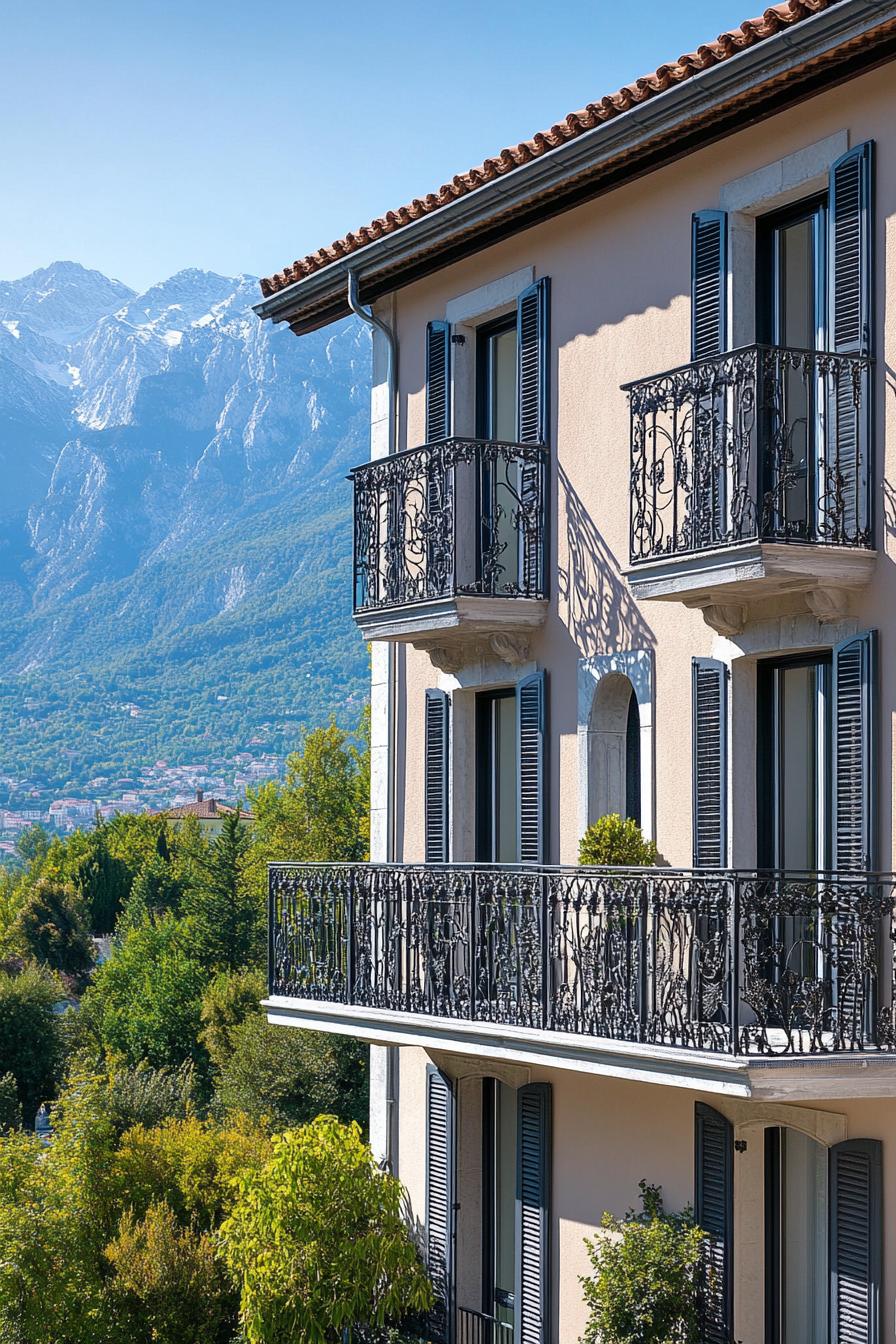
[578, 650, 654, 843]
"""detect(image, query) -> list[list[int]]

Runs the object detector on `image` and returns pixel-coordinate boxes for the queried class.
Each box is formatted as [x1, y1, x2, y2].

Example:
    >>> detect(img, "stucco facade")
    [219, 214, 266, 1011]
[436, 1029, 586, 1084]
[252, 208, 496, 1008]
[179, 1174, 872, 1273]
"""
[260, 9, 896, 1342]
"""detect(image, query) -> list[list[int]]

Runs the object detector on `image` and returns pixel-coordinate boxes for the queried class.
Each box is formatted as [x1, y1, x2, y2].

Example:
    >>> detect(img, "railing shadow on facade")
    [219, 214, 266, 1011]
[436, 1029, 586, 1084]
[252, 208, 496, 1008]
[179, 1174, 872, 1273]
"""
[349, 437, 548, 614]
[268, 863, 896, 1058]
[624, 344, 872, 566]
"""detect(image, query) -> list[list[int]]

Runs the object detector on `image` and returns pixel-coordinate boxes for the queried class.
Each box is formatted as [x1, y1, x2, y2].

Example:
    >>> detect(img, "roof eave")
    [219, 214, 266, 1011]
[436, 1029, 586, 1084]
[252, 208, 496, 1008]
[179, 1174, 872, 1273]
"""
[255, 0, 896, 334]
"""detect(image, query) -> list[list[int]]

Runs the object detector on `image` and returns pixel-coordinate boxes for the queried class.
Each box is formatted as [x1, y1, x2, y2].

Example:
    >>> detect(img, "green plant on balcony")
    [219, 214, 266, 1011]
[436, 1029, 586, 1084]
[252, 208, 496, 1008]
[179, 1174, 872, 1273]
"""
[580, 1181, 706, 1344]
[578, 815, 658, 867]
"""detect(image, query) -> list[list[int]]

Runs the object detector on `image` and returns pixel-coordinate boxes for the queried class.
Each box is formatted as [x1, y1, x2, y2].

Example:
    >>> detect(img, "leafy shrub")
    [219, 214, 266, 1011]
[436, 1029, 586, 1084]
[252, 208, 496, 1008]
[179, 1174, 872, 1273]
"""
[214, 1013, 368, 1130]
[579, 814, 658, 867]
[220, 1115, 432, 1344]
[104, 1061, 201, 1134]
[105, 1201, 236, 1344]
[14, 878, 94, 979]
[0, 962, 64, 1121]
[112, 1114, 271, 1231]
[0, 1072, 22, 1132]
[580, 1181, 705, 1344]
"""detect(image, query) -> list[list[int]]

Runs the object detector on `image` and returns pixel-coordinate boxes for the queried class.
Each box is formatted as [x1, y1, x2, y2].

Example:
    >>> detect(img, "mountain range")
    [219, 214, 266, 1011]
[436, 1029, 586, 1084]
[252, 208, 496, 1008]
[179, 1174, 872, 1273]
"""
[0, 261, 370, 799]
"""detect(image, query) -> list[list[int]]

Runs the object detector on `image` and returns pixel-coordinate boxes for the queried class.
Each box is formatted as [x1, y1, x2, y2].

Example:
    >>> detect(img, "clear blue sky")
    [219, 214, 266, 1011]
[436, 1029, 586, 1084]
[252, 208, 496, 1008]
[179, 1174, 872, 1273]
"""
[1, 0, 756, 292]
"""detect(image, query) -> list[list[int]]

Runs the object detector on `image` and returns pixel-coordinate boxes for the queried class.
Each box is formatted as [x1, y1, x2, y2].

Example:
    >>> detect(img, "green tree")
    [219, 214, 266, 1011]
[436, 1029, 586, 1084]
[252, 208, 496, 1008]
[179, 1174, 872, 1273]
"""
[580, 1181, 706, 1344]
[0, 1126, 112, 1344]
[213, 1012, 368, 1131]
[199, 968, 266, 1066]
[122, 853, 183, 928]
[16, 823, 49, 867]
[182, 811, 256, 971]
[246, 715, 369, 883]
[80, 915, 208, 1072]
[0, 963, 64, 1122]
[220, 1116, 432, 1344]
[0, 868, 27, 958]
[70, 827, 132, 935]
[14, 878, 94, 978]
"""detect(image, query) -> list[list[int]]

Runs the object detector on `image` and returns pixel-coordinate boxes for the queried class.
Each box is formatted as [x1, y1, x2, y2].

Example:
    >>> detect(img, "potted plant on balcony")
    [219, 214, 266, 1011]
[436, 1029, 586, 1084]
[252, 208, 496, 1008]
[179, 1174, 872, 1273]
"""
[578, 815, 658, 867]
[580, 1181, 706, 1344]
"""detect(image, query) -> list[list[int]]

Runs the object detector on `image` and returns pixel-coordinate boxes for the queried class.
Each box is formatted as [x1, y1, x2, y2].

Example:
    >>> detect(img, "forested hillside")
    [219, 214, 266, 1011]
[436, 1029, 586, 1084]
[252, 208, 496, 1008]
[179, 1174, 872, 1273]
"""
[0, 263, 370, 796]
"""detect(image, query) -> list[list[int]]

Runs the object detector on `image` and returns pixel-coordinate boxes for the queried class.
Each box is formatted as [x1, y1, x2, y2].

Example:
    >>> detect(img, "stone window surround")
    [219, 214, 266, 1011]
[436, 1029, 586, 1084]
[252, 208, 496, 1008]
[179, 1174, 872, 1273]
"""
[715, 610, 858, 869]
[719, 129, 848, 349]
[444, 266, 535, 438]
[712, 1096, 847, 1344]
[438, 653, 537, 864]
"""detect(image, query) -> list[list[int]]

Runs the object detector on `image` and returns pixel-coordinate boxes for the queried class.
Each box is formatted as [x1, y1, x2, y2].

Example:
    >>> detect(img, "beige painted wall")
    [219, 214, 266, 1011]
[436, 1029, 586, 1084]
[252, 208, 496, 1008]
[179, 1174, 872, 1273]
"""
[396, 1046, 896, 1344]
[382, 62, 896, 872]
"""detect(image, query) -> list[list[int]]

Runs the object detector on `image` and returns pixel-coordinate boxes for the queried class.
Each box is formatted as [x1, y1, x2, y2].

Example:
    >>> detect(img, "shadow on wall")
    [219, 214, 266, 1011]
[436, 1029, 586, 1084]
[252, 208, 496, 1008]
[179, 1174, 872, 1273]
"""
[557, 463, 655, 658]
[883, 363, 896, 546]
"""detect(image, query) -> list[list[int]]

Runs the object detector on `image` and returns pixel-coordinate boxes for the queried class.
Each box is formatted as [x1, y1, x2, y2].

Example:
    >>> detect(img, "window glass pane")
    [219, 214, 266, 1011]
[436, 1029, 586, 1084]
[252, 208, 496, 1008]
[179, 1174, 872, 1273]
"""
[491, 328, 517, 441]
[781, 1128, 828, 1344]
[780, 665, 817, 871]
[495, 695, 519, 864]
[494, 1081, 516, 1326]
[779, 217, 816, 350]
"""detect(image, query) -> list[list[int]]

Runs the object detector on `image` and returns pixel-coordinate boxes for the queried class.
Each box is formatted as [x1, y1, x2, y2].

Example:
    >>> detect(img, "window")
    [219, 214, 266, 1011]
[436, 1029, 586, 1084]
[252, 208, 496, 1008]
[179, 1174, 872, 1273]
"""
[757, 653, 831, 871]
[757, 196, 828, 536]
[482, 1078, 517, 1332]
[765, 1127, 829, 1344]
[476, 689, 518, 864]
[477, 313, 521, 593]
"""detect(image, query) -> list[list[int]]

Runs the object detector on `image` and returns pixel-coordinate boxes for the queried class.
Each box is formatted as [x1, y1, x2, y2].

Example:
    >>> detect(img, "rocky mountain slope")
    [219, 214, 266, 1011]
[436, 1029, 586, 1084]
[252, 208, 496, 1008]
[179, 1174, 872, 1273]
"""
[0, 262, 370, 795]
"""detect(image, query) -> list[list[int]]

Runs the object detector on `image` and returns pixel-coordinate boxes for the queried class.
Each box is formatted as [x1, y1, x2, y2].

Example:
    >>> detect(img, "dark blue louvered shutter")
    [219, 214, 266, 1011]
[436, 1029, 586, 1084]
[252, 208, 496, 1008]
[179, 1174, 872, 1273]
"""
[517, 279, 550, 445]
[694, 1102, 733, 1344]
[829, 142, 874, 541]
[830, 1138, 882, 1344]
[691, 211, 727, 361]
[426, 1065, 456, 1344]
[426, 319, 452, 442]
[517, 281, 550, 596]
[425, 689, 449, 863]
[517, 671, 546, 864]
[830, 143, 873, 358]
[692, 658, 728, 867]
[833, 631, 877, 872]
[515, 1082, 551, 1344]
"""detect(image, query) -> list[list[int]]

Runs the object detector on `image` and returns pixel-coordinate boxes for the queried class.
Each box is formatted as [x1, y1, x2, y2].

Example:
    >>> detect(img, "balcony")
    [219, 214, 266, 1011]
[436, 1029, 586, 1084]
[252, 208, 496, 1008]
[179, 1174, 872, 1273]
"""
[267, 862, 896, 1099]
[624, 345, 875, 632]
[350, 438, 548, 670]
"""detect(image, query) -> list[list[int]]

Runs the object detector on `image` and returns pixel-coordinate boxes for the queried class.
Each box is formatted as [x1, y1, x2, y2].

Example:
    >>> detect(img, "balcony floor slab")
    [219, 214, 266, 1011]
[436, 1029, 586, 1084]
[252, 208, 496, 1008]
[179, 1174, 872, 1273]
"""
[265, 996, 896, 1102]
[625, 542, 876, 630]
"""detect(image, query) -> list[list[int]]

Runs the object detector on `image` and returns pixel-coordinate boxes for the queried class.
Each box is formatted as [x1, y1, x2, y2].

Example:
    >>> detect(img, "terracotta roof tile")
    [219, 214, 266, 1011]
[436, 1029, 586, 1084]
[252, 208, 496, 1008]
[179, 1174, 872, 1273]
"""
[153, 797, 253, 821]
[260, 0, 833, 298]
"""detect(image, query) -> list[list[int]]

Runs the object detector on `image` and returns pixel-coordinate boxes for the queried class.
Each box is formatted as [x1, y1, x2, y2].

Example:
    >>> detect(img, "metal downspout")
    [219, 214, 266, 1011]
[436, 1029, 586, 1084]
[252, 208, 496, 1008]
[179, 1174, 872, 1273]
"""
[347, 272, 399, 1169]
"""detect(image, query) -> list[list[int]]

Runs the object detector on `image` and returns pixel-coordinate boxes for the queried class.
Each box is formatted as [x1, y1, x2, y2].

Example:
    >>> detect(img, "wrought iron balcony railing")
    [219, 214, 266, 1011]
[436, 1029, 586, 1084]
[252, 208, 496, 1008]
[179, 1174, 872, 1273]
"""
[350, 438, 547, 614]
[625, 344, 872, 565]
[269, 862, 896, 1058]
[456, 1308, 513, 1344]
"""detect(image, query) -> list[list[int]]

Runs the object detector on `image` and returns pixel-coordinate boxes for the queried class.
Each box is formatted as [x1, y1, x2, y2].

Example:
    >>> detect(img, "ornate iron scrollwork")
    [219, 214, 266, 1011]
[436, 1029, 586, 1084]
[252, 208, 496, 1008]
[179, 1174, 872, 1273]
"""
[269, 862, 896, 1059]
[350, 437, 547, 613]
[626, 344, 872, 564]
